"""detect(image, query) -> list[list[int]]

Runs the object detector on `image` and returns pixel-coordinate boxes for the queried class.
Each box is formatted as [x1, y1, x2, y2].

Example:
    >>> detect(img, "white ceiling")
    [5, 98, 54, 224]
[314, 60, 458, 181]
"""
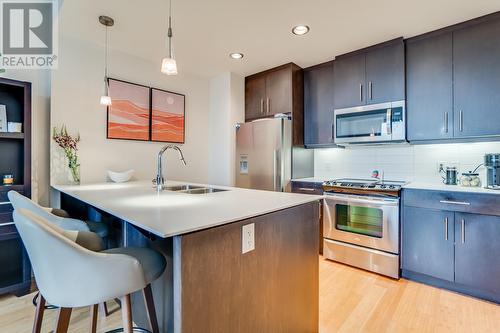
[60, 0, 500, 78]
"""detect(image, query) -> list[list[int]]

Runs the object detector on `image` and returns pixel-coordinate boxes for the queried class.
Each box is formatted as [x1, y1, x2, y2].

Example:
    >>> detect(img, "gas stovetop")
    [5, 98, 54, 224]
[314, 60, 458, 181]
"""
[322, 178, 407, 196]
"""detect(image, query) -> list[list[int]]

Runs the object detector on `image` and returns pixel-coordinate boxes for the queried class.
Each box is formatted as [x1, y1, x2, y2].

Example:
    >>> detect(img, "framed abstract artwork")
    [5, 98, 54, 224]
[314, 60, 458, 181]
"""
[151, 88, 185, 143]
[107, 78, 150, 141]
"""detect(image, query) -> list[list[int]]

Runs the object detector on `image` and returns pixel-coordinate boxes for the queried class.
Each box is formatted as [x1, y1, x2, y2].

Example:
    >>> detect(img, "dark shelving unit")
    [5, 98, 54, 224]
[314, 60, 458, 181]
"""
[0, 77, 32, 296]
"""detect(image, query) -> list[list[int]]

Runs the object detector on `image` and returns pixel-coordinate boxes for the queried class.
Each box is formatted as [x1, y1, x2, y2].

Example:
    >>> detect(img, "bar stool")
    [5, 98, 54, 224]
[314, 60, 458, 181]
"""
[8, 191, 109, 237]
[8, 190, 110, 310]
[13, 208, 166, 333]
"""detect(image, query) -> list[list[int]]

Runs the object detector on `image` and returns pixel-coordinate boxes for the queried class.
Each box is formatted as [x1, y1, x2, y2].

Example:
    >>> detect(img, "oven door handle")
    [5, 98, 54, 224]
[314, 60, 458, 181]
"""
[324, 194, 399, 207]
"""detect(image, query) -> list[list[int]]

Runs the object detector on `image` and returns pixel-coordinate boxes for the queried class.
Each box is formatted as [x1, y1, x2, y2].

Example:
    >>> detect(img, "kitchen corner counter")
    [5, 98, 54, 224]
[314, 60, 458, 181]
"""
[403, 181, 500, 195]
[52, 180, 322, 238]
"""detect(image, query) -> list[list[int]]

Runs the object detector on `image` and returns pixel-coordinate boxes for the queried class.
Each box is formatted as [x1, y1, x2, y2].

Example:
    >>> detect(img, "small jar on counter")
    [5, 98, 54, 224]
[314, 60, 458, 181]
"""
[3, 174, 14, 186]
[460, 172, 481, 187]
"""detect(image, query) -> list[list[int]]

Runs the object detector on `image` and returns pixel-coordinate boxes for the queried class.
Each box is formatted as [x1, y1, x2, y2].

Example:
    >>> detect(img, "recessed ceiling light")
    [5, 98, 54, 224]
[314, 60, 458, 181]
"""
[292, 25, 310, 36]
[229, 52, 244, 59]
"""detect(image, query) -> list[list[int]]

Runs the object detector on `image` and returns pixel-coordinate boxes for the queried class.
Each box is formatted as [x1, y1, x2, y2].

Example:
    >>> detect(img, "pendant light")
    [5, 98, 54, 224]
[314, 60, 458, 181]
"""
[99, 15, 114, 106]
[161, 0, 178, 75]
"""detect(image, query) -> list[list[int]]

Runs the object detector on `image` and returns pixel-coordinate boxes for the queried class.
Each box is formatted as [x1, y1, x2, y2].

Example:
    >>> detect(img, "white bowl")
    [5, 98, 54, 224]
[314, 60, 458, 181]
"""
[107, 169, 134, 183]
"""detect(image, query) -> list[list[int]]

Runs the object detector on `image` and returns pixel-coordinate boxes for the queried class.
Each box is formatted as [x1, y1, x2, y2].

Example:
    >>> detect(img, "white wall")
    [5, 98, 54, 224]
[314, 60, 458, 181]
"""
[51, 35, 212, 185]
[1, 70, 51, 205]
[314, 141, 500, 184]
[208, 72, 245, 186]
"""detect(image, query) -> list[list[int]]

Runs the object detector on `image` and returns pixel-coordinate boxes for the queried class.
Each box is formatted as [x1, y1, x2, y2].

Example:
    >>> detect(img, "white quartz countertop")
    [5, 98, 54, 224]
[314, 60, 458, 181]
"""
[52, 181, 322, 238]
[291, 177, 325, 183]
[403, 182, 500, 195]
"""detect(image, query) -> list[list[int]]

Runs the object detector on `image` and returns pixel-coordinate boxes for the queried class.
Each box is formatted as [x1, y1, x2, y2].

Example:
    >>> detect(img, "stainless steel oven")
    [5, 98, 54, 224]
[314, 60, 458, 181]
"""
[323, 192, 400, 278]
[334, 100, 406, 145]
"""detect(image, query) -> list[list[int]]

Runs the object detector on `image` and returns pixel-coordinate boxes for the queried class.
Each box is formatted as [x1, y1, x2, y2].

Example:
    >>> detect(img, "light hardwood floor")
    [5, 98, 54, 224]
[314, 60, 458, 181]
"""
[0, 257, 498, 332]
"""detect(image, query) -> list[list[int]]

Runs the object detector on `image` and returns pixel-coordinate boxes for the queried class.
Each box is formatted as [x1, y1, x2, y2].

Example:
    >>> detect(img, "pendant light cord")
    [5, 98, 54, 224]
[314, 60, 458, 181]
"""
[167, 0, 173, 58]
[105, 25, 109, 80]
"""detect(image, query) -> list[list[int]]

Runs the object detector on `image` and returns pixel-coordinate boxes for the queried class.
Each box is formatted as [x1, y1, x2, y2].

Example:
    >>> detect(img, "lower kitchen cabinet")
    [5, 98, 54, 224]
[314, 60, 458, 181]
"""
[454, 213, 500, 296]
[402, 189, 500, 303]
[402, 207, 454, 282]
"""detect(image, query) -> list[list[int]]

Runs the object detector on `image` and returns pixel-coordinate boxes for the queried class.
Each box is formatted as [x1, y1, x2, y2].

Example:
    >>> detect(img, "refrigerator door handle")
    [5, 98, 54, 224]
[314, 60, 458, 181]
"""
[274, 149, 282, 191]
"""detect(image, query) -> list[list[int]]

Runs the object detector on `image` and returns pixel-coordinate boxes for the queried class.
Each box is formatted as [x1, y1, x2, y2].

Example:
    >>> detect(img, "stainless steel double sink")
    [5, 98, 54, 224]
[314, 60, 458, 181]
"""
[162, 184, 227, 194]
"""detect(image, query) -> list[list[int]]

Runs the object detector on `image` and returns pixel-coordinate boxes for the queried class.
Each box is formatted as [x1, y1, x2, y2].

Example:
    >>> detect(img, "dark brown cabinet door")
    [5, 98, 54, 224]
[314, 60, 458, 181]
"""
[453, 18, 500, 137]
[333, 53, 366, 109]
[402, 206, 455, 282]
[406, 32, 453, 141]
[304, 61, 335, 147]
[365, 41, 405, 104]
[265, 67, 292, 116]
[245, 75, 266, 121]
[455, 213, 500, 297]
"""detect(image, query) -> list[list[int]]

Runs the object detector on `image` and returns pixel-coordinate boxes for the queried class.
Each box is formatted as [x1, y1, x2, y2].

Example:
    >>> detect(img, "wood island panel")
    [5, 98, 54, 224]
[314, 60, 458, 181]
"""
[175, 201, 320, 333]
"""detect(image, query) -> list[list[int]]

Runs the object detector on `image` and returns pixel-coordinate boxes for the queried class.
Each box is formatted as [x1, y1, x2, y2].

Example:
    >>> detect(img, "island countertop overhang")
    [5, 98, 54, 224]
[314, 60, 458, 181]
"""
[52, 181, 323, 238]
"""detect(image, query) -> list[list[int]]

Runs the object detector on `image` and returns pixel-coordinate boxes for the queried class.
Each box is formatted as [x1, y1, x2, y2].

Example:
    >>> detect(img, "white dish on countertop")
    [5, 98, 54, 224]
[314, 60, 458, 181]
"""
[107, 169, 134, 183]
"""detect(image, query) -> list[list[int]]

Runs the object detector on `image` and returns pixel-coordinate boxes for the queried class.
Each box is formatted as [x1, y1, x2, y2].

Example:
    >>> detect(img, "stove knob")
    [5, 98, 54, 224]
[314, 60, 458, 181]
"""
[380, 185, 386, 189]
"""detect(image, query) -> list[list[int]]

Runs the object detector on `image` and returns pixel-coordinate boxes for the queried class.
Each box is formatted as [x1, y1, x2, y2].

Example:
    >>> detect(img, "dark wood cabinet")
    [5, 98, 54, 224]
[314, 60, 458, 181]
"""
[402, 207, 454, 282]
[453, 18, 500, 138]
[406, 32, 453, 141]
[333, 53, 365, 109]
[365, 41, 405, 104]
[403, 189, 500, 303]
[291, 180, 324, 254]
[0, 77, 32, 297]
[266, 66, 292, 116]
[406, 13, 500, 142]
[333, 38, 404, 109]
[454, 213, 500, 297]
[304, 61, 335, 147]
[245, 74, 266, 120]
[245, 63, 304, 146]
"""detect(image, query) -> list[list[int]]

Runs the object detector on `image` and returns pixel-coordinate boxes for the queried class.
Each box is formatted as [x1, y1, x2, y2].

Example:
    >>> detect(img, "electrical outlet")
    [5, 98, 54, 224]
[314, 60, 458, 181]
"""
[242, 223, 255, 254]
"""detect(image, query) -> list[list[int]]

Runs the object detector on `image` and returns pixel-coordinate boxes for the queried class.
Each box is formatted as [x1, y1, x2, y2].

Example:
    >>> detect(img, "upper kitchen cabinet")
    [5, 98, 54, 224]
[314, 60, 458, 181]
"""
[333, 53, 365, 109]
[245, 74, 267, 120]
[245, 63, 304, 145]
[333, 38, 404, 109]
[406, 32, 453, 141]
[453, 18, 500, 138]
[304, 61, 336, 147]
[365, 40, 405, 104]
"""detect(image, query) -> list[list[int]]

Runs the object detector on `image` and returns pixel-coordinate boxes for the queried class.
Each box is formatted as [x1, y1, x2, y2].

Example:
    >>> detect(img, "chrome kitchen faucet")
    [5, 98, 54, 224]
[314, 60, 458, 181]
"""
[154, 145, 187, 190]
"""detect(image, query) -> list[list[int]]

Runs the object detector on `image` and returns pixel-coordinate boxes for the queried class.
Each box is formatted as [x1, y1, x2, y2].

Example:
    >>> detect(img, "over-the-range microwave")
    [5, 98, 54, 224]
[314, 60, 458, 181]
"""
[333, 100, 406, 145]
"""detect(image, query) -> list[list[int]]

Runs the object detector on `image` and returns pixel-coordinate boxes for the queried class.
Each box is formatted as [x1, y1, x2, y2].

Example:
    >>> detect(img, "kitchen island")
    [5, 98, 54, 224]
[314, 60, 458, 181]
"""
[52, 181, 322, 333]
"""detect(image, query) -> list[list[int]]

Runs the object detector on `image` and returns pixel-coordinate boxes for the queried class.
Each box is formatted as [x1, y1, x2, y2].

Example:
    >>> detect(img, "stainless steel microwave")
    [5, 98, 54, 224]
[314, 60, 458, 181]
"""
[334, 100, 406, 145]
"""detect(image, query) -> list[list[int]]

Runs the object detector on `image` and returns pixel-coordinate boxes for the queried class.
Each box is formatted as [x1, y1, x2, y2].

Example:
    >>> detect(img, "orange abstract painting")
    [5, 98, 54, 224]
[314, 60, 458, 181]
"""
[151, 88, 185, 143]
[107, 79, 150, 141]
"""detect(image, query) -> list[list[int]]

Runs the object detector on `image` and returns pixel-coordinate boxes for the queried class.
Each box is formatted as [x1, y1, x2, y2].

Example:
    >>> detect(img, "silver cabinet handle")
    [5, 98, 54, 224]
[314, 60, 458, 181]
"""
[369, 81, 373, 100]
[439, 200, 470, 206]
[459, 110, 464, 132]
[0, 201, 11, 205]
[444, 217, 448, 241]
[266, 98, 270, 114]
[297, 187, 316, 192]
[359, 84, 363, 101]
[461, 218, 465, 243]
[444, 112, 448, 133]
[260, 98, 264, 114]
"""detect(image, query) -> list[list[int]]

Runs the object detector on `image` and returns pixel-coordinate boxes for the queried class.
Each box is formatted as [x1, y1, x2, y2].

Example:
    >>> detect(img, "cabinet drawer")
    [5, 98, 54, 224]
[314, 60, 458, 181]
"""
[403, 189, 500, 216]
[291, 181, 324, 195]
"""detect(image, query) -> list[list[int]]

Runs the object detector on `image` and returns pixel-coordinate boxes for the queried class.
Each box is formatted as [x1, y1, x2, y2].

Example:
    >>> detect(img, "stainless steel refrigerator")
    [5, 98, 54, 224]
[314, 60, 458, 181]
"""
[235, 117, 313, 192]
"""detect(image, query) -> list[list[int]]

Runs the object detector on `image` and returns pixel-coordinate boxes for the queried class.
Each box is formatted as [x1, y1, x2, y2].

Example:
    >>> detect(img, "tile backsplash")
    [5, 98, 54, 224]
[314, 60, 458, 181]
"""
[314, 141, 500, 184]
